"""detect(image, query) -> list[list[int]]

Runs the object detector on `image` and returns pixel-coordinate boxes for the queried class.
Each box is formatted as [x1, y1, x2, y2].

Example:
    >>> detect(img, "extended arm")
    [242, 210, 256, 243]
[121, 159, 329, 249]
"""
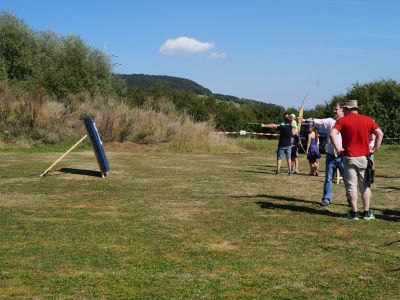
[261, 123, 278, 129]
[306, 117, 333, 130]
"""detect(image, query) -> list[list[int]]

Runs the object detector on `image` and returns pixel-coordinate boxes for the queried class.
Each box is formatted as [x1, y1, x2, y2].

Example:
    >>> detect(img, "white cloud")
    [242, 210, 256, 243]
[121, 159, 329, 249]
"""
[208, 51, 227, 60]
[159, 36, 214, 55]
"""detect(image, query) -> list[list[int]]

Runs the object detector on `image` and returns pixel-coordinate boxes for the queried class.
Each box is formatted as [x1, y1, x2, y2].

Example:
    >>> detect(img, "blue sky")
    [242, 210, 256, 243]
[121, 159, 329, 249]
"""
[2, 0, 400, 108]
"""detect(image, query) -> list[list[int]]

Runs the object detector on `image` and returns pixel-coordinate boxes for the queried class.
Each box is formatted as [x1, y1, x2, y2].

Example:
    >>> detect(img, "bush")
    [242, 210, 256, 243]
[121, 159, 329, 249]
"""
[0, 83, 236, 151]
[331, 79, 400, 141]
[0, 12, 118, 99]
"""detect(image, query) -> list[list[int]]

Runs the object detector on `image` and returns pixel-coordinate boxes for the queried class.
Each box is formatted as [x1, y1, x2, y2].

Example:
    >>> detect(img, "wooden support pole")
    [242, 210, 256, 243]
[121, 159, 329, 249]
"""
[40, 135, 88, 177]
[336, 169, 343, 184]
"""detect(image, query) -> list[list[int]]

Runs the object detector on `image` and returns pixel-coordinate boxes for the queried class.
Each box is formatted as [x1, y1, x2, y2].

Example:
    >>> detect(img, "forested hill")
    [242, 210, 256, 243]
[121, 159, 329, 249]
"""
[117, 73, 273, 107]
[117, 74, 212, 95]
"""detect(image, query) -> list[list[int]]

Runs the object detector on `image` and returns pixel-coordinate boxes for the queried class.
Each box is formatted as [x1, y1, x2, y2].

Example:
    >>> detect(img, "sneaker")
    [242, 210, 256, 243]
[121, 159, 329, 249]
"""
[345, 210, 359, 220]
[363, 210, 375, 220]
[321, 199, 330, 207]
[293, 169, 299, 174]
[275, 170, 280, 175]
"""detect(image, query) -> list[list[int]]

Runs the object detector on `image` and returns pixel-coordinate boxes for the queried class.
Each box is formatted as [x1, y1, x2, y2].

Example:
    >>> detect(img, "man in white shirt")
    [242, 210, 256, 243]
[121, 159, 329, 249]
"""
[306, 103, 348, 206]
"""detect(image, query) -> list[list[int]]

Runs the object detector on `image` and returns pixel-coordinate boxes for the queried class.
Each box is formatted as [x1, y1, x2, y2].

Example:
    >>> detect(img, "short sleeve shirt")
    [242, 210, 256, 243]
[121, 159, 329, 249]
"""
[333, 113, 379, 157]
[277, 124, 292, 147]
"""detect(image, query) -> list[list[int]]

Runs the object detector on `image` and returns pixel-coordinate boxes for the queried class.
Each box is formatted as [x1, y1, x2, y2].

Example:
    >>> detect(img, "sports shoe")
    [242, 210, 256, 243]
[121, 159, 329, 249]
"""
[363, 210, 375, 220]
[321, 199, 330, 207]
[275, 170, 280, 175]
[345, 210, 359, 220]
[293, 169, 299, 174]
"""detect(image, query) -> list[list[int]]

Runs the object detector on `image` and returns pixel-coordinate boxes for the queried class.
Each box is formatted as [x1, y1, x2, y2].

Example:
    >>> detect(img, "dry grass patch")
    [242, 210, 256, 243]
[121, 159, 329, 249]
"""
[209, 240, 239, 251]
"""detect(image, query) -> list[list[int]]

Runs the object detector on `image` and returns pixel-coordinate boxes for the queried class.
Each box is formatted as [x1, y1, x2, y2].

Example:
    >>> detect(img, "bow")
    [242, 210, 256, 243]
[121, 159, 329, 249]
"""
[297, 92, 308, 129]
[296, 91, 309, 154]
[297, 80, 319, 153]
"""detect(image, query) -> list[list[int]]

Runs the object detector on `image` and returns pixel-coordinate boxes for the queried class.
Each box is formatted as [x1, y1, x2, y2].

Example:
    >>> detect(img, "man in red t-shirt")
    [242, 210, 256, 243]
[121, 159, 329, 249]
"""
[330, 100, 384, 220]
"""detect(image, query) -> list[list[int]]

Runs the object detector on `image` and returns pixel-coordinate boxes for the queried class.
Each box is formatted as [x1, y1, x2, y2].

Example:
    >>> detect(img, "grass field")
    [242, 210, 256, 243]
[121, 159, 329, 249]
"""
[0, 140, 399, 299]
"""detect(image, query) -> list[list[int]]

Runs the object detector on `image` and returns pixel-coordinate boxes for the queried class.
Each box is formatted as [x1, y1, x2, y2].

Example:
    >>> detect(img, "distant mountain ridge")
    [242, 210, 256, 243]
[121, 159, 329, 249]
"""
[117, 74, 212, 95]
[116, 73, 269, 106]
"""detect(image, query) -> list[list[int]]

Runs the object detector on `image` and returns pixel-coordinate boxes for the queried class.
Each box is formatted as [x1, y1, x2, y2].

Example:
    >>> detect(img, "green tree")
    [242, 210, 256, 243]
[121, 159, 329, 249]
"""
[215, 102, 246, 131]
[0, 12, 115, 99]
[34, 30, 67, 97]
[0, 12, 37, 81]
[330, 79, 400, 140]
[304, 103, 332, 119]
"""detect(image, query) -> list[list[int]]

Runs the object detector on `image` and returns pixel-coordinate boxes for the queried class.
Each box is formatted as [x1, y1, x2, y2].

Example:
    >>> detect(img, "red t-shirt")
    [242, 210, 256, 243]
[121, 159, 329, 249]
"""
[333, 113, 379, 157]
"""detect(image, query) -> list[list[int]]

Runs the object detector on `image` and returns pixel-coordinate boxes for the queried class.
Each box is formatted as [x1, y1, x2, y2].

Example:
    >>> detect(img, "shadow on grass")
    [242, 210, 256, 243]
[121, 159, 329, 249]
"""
[232, 194, 342, 219]
[256, 200, 343, 219]
[59, 168, 103, 178]
[391, 267, 400, 272]
[244, 165, 275, 175]
[247, 164, 277, 168]
[380, 186, 400, 192]
[386, 239, 400, 246]
[233, 194, 341, 207]
[376, 174, 400, 179]
[244, 166, 325, 177]
[245, 170, 316, 177]
[245, 169, 270, 174]
[232, 194, 400, 222]
[374, 209, 400, 222]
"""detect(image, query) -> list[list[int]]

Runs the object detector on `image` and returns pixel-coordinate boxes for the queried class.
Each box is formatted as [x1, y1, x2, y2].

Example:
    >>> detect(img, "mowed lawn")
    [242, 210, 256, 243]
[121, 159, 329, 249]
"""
[0, 141, 399, 299]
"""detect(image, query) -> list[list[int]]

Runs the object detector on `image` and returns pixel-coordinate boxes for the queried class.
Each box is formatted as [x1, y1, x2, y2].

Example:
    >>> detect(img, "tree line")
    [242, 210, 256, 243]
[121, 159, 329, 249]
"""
[0, 11, 399, 144]
[0, 12, 123, 99]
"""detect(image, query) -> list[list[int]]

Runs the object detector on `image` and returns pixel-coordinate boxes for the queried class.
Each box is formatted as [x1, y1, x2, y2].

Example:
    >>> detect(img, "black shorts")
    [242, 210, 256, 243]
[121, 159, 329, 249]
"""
[308, 157, 318, 163]
[291, 147, 298, 159]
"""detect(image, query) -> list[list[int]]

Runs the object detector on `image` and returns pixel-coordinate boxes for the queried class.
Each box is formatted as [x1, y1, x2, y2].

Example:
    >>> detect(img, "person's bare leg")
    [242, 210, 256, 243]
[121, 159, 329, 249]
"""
[361, 191, 371, 211]
[276, 159, 282, 173]
[361, 183, 371, 211]
[349, 193, 358, 212]
[287, 158, 292, 174]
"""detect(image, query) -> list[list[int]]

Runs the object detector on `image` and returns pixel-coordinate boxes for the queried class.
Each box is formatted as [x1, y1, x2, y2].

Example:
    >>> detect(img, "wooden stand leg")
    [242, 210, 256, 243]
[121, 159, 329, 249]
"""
[40, 135, 88, 177]
[336, 169, 343, 184]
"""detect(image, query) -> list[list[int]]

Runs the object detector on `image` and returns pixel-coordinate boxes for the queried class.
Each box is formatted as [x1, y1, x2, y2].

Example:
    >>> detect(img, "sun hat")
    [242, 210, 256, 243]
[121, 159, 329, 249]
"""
[342, 99, 358, 109]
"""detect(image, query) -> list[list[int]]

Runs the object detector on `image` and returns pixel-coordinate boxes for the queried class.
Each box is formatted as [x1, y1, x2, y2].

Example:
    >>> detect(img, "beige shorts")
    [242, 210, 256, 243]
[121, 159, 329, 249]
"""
[343, 156, 371, 196]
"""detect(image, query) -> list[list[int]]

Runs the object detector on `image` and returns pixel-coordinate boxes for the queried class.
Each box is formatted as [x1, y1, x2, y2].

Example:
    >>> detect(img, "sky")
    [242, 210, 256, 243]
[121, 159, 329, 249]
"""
[2, 0, 400, 108]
